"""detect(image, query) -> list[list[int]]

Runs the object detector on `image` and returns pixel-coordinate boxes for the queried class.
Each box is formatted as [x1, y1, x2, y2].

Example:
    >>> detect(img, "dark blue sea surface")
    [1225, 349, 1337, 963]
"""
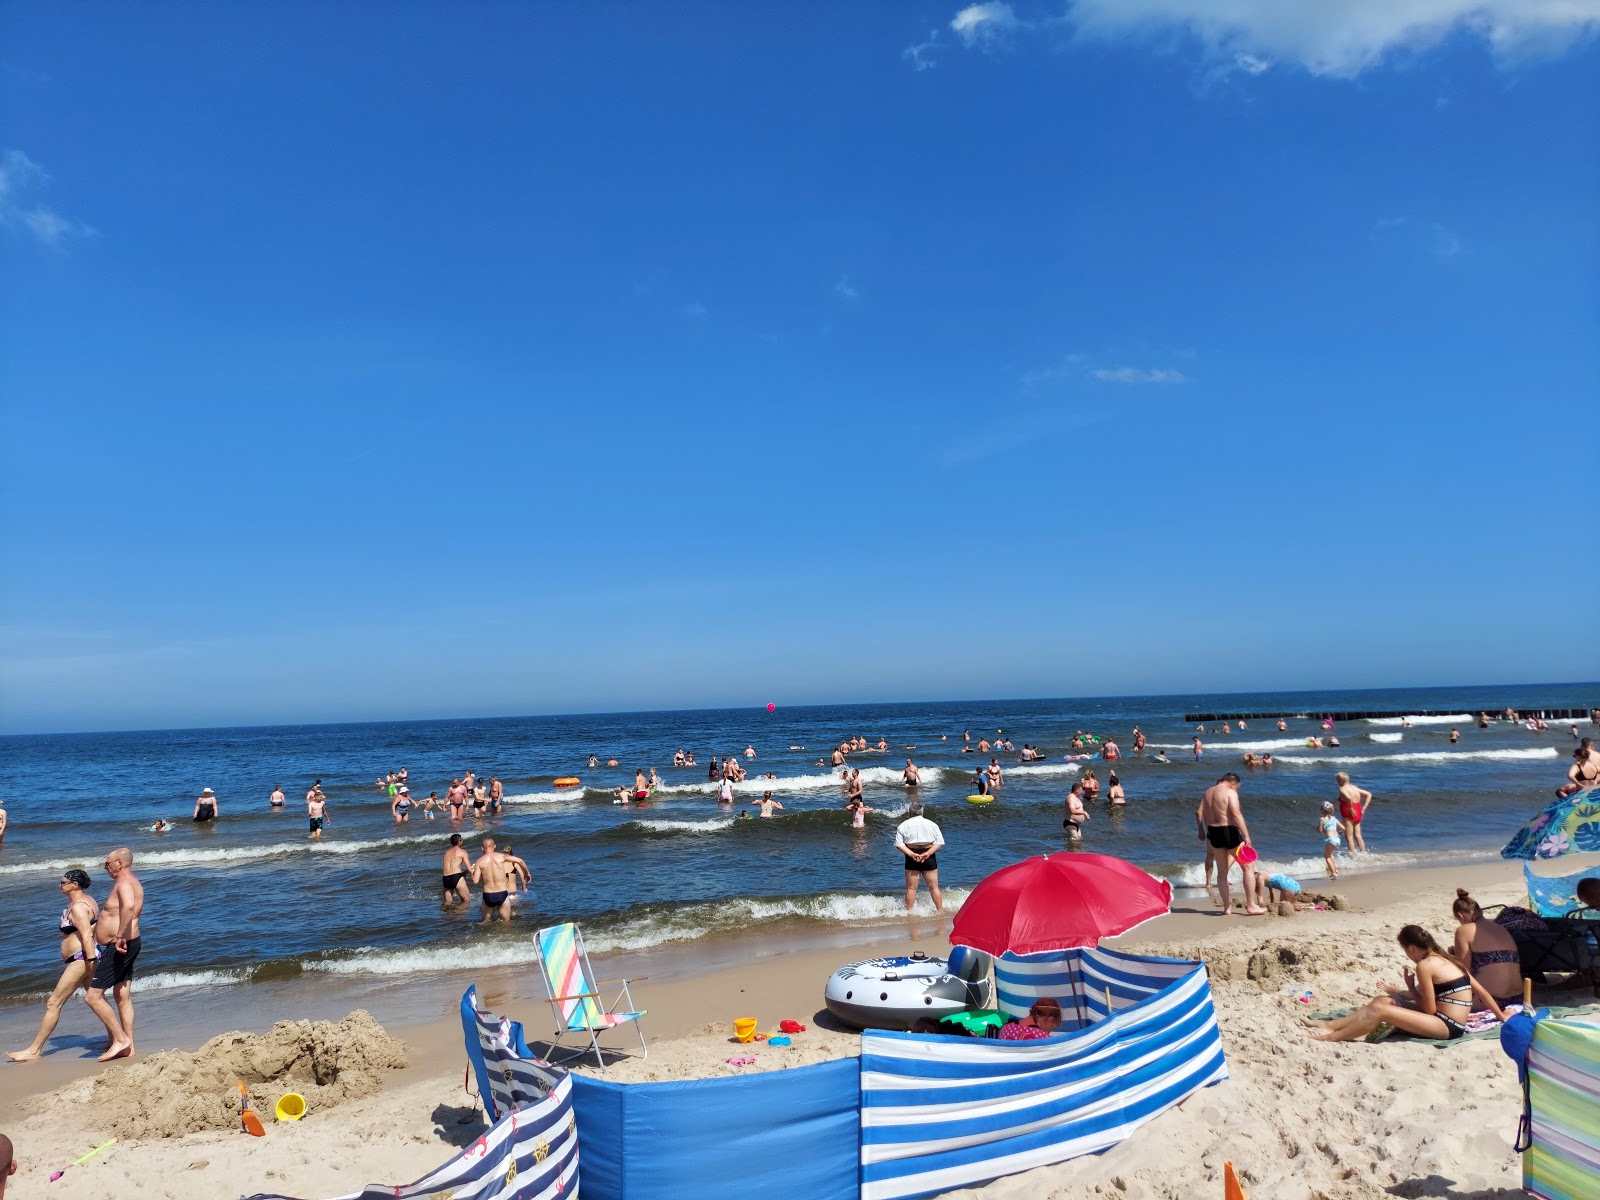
[0, 684, 1592, 1005]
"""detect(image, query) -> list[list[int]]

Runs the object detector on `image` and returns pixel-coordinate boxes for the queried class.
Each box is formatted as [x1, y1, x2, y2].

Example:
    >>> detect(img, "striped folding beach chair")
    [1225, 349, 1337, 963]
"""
[533, 921, 648, 1067]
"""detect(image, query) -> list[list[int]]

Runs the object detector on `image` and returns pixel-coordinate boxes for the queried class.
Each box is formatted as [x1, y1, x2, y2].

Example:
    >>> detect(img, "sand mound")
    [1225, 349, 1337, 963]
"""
[87, 1010, 407, 1140]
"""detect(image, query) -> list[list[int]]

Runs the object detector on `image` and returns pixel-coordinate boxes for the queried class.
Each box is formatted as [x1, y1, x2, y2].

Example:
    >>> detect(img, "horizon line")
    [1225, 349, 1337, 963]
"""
[2, 680, 1594, 741]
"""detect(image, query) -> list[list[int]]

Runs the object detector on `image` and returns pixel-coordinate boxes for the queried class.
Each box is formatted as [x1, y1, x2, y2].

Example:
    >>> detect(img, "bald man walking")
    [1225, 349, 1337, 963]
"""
[86, 847, 144, 1061]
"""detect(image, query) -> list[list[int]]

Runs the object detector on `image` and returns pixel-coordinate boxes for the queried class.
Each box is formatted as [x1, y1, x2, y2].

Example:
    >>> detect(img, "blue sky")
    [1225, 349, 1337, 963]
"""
[2, 2, 1597, 734]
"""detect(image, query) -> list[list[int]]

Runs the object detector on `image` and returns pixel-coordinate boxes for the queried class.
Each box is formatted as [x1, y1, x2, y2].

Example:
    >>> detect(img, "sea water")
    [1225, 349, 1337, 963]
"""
[0, 684, 1591, 1011]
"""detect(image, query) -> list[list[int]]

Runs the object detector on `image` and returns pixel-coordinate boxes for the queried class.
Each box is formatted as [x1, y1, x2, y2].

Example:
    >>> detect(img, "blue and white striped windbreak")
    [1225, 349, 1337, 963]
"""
[996, 945, 1203, 1026]
[860, 951, 1227, 1200]
[243, 1071, 580, 1200]
[463, 984, 567, 1121]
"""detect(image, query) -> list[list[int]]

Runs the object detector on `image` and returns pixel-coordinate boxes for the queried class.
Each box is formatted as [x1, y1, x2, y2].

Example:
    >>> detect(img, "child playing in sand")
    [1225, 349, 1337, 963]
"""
[1252, 871, 1309, 911]
[1319, 801, 1342, 879]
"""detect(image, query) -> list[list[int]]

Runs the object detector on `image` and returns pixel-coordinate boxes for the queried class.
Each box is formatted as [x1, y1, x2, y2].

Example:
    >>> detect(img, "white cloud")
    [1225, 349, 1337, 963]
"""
[1430, 222, 1461, 257]
[1373, 215, 1463, 258]
[1092, 366, 1186, 384]
[0, 148, 92, 246]
[1064, 0, 1600, 78]
[903, 30, 942, 70]
[952, 2, 1022, 46]
[834, 276, 860, 301]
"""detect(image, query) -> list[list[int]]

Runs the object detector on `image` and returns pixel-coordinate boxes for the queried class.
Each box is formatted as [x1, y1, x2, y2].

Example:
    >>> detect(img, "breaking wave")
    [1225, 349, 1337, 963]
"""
[1363, 714, 1471, 726]
[0, 834, 442, 877]
[1272, 747, 1559, 766]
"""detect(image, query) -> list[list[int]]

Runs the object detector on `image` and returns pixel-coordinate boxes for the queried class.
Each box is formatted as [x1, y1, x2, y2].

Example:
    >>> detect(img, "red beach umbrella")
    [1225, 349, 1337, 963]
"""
[949, 853, 1172, 957]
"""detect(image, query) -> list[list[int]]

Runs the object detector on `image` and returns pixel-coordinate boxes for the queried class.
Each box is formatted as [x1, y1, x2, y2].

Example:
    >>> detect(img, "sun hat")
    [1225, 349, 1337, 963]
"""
[201, 787, 214, 795]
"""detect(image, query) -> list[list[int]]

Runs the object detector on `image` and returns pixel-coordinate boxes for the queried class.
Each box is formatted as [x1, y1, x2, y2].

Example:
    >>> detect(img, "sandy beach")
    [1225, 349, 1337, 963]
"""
[0, 858, 1565, 1199]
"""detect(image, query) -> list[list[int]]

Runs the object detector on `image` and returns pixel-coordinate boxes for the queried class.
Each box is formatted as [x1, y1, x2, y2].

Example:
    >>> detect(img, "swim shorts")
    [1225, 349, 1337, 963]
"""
[1206, 825, 1244, 851]
[442, 872, 465, 892]
[902, 846, 938, 873]
[309, 816, 324, 831]
[90, 936, 141, 990]
[483, 891, 508, 909]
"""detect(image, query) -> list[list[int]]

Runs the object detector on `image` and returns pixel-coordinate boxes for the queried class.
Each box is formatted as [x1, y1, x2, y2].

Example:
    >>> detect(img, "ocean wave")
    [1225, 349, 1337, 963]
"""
[503, 788, 584, 805]
[628, 817, 736, 834]
[1271, 747, 1559, 766]
[1363, 714, 1471, 726]
[1006, 762, 1085, 778]
[647, 764, 922, 797]
[1150, 738, 1312, 753]
[1369, 733, 1403, 744]
[0, 834, 442, 877]
[307, 887, 974, 977]
[1162, 849, 1426, 888]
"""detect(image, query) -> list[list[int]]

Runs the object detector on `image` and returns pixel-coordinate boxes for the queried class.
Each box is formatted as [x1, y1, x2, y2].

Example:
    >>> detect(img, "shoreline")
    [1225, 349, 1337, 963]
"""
[0, 857, 1526, 1114]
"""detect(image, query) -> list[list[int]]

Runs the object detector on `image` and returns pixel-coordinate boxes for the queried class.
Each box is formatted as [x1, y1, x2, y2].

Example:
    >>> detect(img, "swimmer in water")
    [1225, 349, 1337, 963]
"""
[149, 819, 171, 833]
[845, 795, 875, 828]
[903, 758, 921, 786]
[757, 791, 783, 817]
[269, 785, 285, 808]
[1152, 751, 1171, 764]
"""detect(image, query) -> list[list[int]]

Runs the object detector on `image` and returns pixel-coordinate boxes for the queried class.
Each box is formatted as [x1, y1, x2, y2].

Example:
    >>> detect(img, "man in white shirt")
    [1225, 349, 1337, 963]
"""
[895, 801, 945, 913]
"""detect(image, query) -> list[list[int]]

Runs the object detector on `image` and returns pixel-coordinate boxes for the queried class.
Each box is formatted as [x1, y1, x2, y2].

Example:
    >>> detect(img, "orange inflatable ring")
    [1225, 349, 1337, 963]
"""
[553, 777, 581, 789]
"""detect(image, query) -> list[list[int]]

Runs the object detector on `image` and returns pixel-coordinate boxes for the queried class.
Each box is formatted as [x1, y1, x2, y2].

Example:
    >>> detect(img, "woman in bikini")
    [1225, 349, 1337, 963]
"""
[1557, 745, 1600, 797]
[1309, 925, 1507, 1042]
[6, 870, 100, 1062]
[1448, 889, 1522, 1010]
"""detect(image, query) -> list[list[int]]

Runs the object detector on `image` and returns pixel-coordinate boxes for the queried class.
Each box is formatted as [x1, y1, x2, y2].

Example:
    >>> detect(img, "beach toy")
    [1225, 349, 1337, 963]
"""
[733, 1017, 758, 1043]
[1235, 846, 1258, 865]
[237, 1081, 266, 1137]
[1224, 1160, 1248, 1200]
[49, 1137, 117, 1182]
[966, 794, 993, 804]
[767, 703, 776, 712]
[275, 1092, 307, 1121]
[724, 1055, 756, 1067]
[766, 1036, 792, 1047]
[552, 777, 581, 789]
[778, 1019, 807, 1034]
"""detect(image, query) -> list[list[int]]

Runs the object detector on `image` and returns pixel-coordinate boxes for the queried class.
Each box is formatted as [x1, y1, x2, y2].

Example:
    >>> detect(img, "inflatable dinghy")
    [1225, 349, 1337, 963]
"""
[823, 946, 993, 1030]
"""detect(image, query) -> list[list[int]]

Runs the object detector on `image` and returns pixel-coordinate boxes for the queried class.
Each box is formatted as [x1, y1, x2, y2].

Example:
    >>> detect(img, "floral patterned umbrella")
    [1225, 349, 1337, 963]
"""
[1501, 786, 1600, 860]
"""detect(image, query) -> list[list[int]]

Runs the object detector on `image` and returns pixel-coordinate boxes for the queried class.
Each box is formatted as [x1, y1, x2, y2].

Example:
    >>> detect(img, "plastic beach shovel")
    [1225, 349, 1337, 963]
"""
[50, 1137, 117, 1182]
[238, 1081, 266, 1137]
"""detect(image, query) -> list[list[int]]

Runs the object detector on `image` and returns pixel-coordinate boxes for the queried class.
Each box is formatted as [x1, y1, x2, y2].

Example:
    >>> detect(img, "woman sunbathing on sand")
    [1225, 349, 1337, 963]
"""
[1309, 925, 1506, 1042]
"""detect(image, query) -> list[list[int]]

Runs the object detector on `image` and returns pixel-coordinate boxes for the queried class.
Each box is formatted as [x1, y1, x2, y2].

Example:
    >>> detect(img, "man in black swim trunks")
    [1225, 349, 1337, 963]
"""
[470, 837, 515, 923]
[441, 834, 471, 908]
[86, 847, 143, 1061]
[1196, 773, 1265, 916]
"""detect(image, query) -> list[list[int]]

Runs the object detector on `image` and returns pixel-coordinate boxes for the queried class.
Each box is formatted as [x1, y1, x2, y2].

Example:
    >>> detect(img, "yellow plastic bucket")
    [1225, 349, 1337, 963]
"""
[275, 1092, 307, 1121]
[733, 1017, 758, 1043]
